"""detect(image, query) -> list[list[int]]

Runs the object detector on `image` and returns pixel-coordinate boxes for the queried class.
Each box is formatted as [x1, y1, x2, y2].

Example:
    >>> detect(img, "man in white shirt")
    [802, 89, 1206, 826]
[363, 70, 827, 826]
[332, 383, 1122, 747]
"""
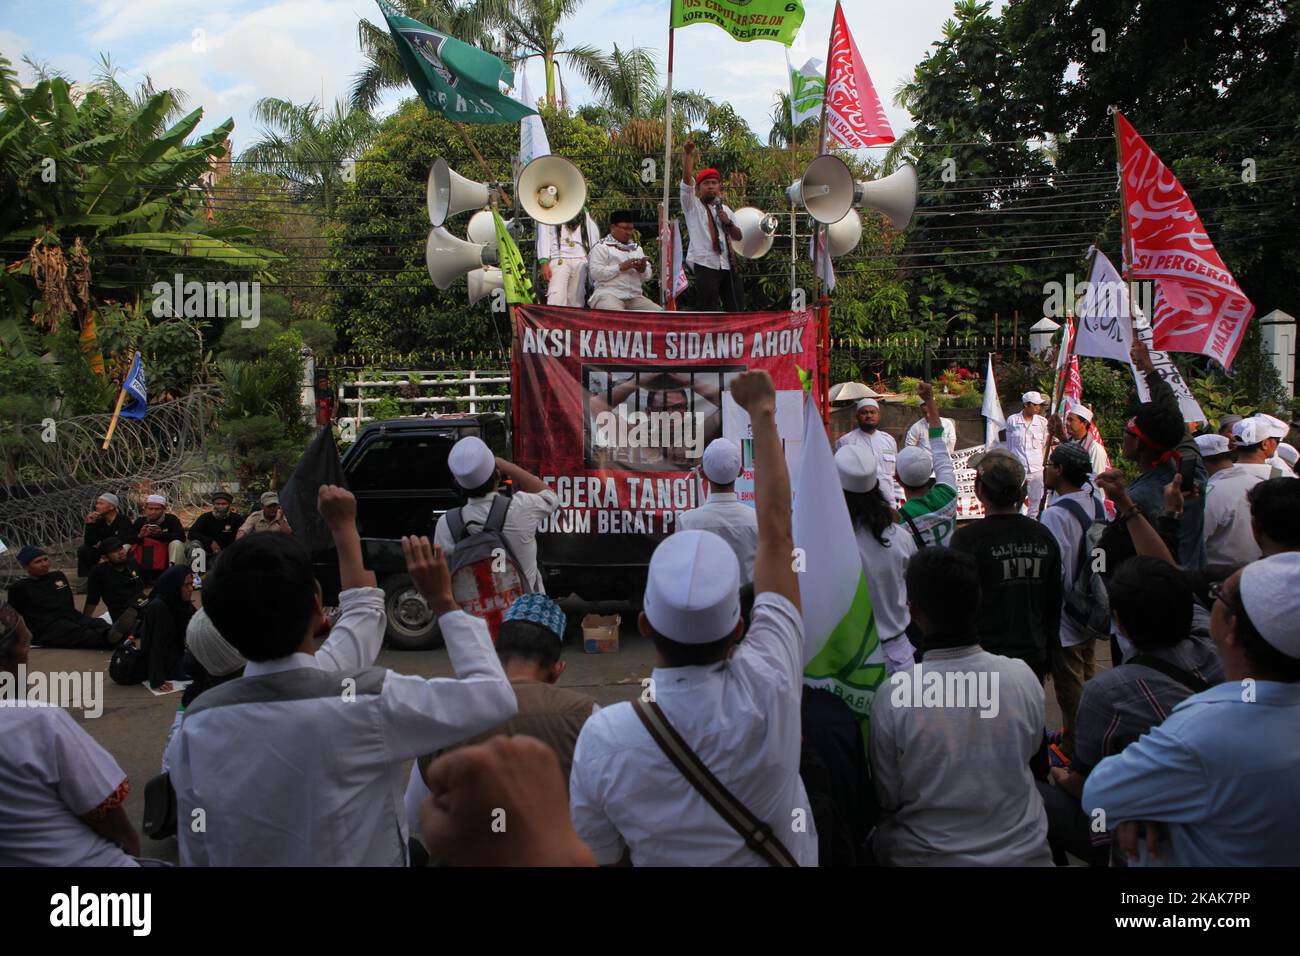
[168, 485, 517, 866]
[1007, 391, 1050, 517]
[676, 437, 758, 586]
[871, 546, 1052, 866]
[0, 603, 141, 866]
[586, 210, 661, 311]
[1062, 404, 1110, 483]
[1195, 433, 1235, 486]
[538, 209, 600, 307]
[434, 437, 560, 594]
[1039, 443, 1106, 759]
[569, 369, 816, 866]
[680, 140, 743, 311]
[904, 415, 957, 457]
[836, 398, 900, 505]
[1203, 416, 1282, 565]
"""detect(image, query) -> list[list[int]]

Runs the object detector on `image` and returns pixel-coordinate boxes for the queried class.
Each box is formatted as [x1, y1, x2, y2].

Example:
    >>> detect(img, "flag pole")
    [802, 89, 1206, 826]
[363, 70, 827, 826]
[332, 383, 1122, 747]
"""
[1111, 105, 1148, 346]
[660, 22, 676, 307]
[785, 47, 799, 307]
[101, 351, 133, 449]
[810, 1, 840, 427]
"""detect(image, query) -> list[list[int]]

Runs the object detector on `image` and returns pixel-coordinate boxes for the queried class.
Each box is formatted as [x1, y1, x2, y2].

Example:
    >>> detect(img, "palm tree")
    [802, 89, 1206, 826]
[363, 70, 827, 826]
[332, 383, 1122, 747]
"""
[766, 91, 819, 148]
[350, 0, 514, 114]
[240, 98, 379, 215]
[499, 0, 613, 109]
[576, 46, 714, 151]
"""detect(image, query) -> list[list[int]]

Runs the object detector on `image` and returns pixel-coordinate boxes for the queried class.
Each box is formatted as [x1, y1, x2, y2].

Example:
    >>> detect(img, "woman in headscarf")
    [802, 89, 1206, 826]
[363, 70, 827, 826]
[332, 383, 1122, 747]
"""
[141, 565, 195, 692]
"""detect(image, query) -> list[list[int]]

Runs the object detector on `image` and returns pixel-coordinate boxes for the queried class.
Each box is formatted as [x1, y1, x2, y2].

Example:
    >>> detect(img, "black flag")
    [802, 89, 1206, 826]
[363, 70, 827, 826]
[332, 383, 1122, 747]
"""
[280, 427, 348, 553]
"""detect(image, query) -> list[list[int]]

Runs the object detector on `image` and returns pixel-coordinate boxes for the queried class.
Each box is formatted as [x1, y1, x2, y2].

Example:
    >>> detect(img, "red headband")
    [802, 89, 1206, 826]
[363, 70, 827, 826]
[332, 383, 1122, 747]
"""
[1126, 418, 1181, 466]
[695, 168, 720, 184]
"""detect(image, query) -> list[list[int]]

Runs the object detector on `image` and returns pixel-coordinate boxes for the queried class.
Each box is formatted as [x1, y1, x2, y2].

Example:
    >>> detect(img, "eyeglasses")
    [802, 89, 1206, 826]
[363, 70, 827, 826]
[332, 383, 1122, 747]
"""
[1208, 580, 1244, 617]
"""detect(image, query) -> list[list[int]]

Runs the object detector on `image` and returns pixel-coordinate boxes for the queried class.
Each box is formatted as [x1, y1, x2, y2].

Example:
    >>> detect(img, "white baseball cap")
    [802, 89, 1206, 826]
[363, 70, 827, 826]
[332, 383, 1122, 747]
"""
[1022, 391, 1045, 405]
[855, 398, 880, 410]
[835, 444, 878, 493]
[1067, 404, 1094, 424]
[1239, 552, 1300, 659]
[1276, 442, 1298, 468]
[1195, 433, 1232, 458]
[1234, 413, 1289, 447]
[701, 437, 742, 484]
[643, 530, 741, 644]
[448, 436, 496, 488]
[896, 445, 935, 487]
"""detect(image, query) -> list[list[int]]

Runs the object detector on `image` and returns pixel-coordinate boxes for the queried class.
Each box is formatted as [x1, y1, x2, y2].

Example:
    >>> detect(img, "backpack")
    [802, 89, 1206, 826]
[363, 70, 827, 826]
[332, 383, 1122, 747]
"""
[1052, 495, 1112, 641]
[108, 637, 149, 686]
[130, 536, 167, 574]
[445, 495, 532, 640]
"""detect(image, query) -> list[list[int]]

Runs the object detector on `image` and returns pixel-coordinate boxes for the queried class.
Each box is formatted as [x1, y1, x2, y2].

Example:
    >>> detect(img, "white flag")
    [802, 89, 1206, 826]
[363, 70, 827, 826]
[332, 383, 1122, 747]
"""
[517, 69, 550, 167]
[809, 227, 834, 291]
[787, 51, 825, 128]
[1075, 248, 1134, 363]
[982, 354, 1005, 448]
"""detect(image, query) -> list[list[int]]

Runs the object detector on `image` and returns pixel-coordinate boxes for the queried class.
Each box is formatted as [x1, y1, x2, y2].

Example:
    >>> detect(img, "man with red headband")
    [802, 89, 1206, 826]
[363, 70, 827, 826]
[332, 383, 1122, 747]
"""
[681, 141, 743, 312]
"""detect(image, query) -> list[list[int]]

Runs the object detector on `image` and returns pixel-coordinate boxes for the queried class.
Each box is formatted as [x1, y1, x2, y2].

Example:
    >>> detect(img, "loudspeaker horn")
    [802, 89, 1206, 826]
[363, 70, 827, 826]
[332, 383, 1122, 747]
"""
[468, 267, 504, 305]
[785, 154, 855, 224]
[854, 163, 919, 230]
[729, 207, 780, 259]
[518, 155, 586, 225]
[827, 208, 862, 257]
[427, 157, 491, 227]
[425, 227, 496, 290]
[467, 210, 520, 249]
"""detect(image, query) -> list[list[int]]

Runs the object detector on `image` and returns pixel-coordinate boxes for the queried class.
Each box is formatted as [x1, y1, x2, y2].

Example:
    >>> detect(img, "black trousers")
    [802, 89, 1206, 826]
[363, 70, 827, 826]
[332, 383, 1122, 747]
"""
[690, 264, 743, 312]
[37, 616, 114, 650]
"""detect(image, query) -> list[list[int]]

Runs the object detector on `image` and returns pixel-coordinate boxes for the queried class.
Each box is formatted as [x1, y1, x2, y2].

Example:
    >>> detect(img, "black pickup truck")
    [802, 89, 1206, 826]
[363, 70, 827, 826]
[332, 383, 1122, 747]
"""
[315, 413, 510, 650]
[318, 410, 649, 650]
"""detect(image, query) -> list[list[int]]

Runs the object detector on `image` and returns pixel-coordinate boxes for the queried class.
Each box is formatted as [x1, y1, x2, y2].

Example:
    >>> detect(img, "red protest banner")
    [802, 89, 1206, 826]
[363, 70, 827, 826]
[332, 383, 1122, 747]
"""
[514, 305, 819, 568]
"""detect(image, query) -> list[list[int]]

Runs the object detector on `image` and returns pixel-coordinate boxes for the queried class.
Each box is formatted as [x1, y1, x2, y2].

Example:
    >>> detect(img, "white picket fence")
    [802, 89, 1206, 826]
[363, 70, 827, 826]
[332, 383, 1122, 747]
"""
[336, 369, 511, 426]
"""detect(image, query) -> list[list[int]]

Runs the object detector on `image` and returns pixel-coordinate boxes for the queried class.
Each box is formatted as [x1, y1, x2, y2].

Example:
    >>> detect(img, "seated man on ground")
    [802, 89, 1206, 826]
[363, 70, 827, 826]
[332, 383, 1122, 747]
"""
[166, 485, 516, 866]
[0, 603, 141, 866]
[129, 494, 187, 582]
[870, 547, 1052, 867]
[82, 537, 146, 640]
[187, 491, 244, 564]
[236, 491, 292, 539]
[77, 492, 132, 578]
[6, 546, 115, 650]
[1082, 553, 1300, 866]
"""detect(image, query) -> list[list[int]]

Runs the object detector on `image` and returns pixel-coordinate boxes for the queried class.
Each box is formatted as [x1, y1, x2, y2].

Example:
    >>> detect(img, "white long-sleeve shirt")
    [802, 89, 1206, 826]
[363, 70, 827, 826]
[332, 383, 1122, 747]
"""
[586, 237, 653, 304]
[167, 588, 517, 866]
[679, 179, 735, 271]
[536, 213, 600, 263]
[1006, 412, 1049, 475]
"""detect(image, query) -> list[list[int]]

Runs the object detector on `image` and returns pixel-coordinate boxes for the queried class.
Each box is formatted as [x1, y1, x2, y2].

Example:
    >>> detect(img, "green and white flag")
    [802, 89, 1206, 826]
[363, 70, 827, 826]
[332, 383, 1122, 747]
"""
[670, 0, 805, 47]
[375, 0, 537, 125]
[493, 209, 534, 305]
[787, 51, 825, 126]
[795, 396, 885, 752]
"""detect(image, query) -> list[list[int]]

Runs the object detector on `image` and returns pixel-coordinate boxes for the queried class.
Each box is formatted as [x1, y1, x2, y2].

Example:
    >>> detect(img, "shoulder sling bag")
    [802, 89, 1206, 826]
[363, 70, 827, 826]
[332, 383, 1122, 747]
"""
[631, 697, 799, 867]
[1128, 653, 1212, 694]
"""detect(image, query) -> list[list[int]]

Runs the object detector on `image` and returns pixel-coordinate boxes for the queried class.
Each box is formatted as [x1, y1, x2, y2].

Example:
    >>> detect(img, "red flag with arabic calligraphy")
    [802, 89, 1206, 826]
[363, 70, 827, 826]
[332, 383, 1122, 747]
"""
[824, 1, 894, 149]
[1116, 111, 1254, 369]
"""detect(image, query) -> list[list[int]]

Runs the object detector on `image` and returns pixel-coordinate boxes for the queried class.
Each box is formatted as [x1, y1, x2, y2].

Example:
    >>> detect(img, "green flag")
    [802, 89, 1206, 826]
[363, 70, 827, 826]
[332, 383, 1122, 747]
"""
[670, 0, 805, 46]
[493, 210, 534, 305]
[374, 0, 537, 125]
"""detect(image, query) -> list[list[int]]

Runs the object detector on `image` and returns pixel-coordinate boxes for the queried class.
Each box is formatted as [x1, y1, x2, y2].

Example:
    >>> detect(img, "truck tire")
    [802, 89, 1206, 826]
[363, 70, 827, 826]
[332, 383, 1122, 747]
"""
[380, 573, 444, 650]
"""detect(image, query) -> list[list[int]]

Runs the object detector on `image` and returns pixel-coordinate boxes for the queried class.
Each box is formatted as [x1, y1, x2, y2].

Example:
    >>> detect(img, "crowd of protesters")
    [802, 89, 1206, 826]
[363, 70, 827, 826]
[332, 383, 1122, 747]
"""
[2, 348, 1298, 867]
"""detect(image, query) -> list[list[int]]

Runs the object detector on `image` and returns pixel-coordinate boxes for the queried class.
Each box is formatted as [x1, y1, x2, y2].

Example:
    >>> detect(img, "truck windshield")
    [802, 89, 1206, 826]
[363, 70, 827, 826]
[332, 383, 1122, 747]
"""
[348, 433, 458, 492]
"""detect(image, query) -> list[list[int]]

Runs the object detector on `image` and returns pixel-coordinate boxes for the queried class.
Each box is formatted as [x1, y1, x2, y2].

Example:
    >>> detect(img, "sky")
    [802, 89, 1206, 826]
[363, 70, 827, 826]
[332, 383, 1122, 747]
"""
[0, 0, 1004, 153]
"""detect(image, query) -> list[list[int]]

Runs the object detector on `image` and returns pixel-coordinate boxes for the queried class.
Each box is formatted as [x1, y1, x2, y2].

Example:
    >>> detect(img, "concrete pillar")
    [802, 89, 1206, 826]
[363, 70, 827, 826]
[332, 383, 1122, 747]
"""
[1260, 310, 1295, 397]
[1029, 317, 1060, 359]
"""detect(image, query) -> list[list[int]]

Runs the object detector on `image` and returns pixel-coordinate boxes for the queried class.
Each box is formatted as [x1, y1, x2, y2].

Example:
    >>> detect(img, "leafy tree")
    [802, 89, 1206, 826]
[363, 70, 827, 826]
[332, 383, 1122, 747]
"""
[500, 0, 617, 109]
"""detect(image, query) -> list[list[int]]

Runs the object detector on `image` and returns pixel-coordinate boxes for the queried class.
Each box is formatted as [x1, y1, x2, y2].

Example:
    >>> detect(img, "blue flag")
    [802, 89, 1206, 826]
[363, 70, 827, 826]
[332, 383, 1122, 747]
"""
[119, 353, 148, 420]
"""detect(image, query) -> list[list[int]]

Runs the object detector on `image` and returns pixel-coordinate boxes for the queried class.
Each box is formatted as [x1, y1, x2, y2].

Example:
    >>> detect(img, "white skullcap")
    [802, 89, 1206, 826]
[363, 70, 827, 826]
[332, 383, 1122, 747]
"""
[643, 530, 741, 644]
[1239, 552, 1300, 659]
[855, 398, 879, 410]
[1234, 413, 1289, 446]
[835, 444, 878, 493]
[1022, 391, 1045, 405]
[97, 492, 120, 508]
[701, 437, 742, 484]
[1195, 433, 1232, 458]
[1276, 443, 1298, 468]
[448, 436, 496, 488]
[896, 445, 935, 487]
[186, 608, 246, 677]
[146, 494, 166, 506]
[1067, 404, 1094, 423]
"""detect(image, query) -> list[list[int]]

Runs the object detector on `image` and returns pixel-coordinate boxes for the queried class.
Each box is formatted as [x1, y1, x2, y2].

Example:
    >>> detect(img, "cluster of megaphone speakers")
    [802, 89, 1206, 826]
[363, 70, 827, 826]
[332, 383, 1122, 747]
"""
[722, 156, 917, 261]
[425, 154, 588, 298]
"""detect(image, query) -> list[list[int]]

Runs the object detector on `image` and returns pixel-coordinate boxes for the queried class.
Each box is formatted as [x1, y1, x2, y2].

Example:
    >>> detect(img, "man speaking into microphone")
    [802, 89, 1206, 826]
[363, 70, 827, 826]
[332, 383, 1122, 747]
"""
[681, 141, 744, 312]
